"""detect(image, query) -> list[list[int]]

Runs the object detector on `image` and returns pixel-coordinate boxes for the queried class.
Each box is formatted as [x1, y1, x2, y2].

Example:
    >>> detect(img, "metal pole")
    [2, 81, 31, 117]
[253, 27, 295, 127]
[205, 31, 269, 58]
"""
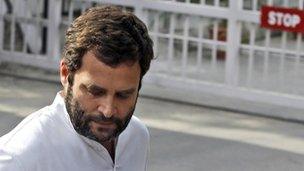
[225, 0, 241, 86]
[47, 0, 62, 67]
[0, 0, 5, 64]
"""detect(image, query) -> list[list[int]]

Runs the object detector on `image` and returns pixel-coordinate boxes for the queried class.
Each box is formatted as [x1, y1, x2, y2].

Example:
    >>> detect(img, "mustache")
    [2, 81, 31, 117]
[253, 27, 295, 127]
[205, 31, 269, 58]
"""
[86, 114, 123, 126]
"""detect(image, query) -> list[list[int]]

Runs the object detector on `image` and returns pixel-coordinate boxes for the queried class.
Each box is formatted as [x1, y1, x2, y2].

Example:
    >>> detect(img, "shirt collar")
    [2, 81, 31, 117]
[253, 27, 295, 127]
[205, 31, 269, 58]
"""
[51, 92, 74, 130]
[51, 91, 114, 163]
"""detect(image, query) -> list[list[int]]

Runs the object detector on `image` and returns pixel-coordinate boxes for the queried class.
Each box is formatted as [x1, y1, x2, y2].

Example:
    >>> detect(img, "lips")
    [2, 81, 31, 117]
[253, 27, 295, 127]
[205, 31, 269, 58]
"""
[92, 120, 115, 127]
[97, 121, 113, 125]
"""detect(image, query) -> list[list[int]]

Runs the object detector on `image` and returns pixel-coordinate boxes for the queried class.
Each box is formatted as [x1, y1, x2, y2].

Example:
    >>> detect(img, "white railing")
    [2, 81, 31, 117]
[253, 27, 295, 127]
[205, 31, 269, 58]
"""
[1, 0, 304, 119]
[0, 0, 61, 70]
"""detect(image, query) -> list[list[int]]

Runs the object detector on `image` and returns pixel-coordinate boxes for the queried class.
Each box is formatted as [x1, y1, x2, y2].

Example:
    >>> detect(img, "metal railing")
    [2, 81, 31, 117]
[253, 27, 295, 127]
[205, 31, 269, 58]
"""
[1, 0, 304, 118]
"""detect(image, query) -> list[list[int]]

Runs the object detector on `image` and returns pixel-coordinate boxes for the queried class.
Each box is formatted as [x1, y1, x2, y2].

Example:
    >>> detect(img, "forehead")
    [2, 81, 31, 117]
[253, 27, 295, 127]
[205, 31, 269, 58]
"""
[75, 51, 141, 90]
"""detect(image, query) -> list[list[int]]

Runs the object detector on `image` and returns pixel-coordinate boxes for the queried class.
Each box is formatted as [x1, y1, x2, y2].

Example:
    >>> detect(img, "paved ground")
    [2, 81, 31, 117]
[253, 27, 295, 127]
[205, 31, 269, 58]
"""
[1, 74, 304, 171]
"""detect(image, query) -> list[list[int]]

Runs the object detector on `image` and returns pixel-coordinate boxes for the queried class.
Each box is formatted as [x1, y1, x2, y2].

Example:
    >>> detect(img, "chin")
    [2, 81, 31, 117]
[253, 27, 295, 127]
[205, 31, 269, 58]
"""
[92, 129, 116, 142]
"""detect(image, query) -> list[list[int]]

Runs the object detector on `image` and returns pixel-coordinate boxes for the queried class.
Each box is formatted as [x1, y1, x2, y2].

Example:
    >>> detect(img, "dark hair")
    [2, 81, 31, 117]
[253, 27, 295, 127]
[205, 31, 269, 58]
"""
[63, 5, 154, 88]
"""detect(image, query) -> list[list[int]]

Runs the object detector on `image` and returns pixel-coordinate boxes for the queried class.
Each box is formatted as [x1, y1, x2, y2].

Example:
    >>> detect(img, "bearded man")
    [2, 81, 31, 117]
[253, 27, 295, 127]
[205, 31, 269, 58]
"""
[0, 5, 154, 171]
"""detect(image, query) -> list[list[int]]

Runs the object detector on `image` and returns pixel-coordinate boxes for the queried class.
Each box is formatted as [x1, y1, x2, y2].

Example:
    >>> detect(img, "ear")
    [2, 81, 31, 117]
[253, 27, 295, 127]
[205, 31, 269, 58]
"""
[60, 59, 69, 88]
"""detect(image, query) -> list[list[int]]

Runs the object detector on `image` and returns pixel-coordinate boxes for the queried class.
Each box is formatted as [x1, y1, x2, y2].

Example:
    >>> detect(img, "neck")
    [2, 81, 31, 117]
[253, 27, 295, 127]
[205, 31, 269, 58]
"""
[101, 138, 116, 162]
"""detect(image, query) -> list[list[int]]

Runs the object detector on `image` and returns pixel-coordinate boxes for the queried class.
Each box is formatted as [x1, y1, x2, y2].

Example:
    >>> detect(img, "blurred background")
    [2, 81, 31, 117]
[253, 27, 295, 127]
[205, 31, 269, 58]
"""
[1, 0, 304, 170]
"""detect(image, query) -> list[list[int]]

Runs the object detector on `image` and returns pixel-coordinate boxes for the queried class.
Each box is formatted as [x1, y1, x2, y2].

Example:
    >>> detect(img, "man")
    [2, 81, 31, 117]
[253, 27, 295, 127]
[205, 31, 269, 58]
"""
[0, 5, 154, 171]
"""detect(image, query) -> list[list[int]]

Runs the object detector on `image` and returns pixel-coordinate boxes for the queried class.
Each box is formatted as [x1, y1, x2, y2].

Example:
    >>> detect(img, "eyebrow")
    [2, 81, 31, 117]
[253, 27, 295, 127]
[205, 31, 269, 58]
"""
[118, 88, 136, 94]
[85, 84, 136, 94]
[86, 84, 106, 92]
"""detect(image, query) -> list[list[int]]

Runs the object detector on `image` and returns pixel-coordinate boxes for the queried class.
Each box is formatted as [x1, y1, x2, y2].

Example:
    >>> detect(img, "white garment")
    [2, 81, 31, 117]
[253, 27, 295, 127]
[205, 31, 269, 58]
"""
[0, 92, 150, 171]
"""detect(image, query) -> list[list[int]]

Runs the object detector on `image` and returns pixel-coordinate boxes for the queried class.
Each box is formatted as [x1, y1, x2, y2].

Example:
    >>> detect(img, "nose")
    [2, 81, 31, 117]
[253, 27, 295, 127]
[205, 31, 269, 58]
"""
[97, 97, 117, 118]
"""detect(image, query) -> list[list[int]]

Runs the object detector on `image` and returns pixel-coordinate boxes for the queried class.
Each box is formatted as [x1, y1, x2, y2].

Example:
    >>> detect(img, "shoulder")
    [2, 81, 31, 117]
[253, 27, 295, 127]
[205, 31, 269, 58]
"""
[126, 116, 150, 142]
[0, 107, 51, 170]
[0, 106, 59, 162]
[118, 116, 150, 168]
[1, 106, 51, 144]
[0, 149, 23, 171]
[130, 116, 149, 134]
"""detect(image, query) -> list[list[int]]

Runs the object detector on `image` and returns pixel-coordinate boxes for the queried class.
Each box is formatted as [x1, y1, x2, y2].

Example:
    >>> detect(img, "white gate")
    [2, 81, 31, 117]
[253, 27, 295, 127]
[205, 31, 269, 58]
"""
[1, 0, 304, 119]
[0, 0, 61, 70]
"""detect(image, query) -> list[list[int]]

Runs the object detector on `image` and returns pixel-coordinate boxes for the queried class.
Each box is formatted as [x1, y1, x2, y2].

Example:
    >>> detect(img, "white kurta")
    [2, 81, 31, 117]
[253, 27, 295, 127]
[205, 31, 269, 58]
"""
[0, 92, 150, 171]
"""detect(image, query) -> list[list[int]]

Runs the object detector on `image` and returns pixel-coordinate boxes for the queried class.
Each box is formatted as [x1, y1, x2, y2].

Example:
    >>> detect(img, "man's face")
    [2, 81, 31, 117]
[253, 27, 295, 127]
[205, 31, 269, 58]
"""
[60, 51, 141, 143]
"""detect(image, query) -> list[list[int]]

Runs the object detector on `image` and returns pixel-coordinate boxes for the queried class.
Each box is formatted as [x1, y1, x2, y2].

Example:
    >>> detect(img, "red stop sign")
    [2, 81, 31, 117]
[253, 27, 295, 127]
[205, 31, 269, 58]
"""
[261, 6, 304, 33]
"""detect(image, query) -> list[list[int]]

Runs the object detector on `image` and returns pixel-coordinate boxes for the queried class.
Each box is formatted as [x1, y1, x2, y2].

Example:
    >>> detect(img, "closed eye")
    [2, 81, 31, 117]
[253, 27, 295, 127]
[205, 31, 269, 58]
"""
[116, 92, 132, 99]
[88, 89, 105, 97]
[84, 84, 106, 97]
[116, 88, 136, 99]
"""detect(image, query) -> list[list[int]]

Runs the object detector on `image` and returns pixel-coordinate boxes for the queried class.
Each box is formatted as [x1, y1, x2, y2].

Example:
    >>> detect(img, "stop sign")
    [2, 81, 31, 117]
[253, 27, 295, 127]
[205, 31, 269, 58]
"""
[261, 6, 304, 33]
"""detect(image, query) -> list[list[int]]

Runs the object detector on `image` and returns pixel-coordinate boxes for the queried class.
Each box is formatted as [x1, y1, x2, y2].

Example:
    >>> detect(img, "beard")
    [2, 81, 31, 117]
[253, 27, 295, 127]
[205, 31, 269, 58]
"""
[64, 84, 134, 143]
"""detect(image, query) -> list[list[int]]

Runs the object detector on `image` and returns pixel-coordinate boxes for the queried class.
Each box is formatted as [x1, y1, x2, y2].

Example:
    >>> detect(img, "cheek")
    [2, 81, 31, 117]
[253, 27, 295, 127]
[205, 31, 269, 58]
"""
[71, 88, 97, 112]
[116, 98, 137, 117]
[77, 98, 99, 113]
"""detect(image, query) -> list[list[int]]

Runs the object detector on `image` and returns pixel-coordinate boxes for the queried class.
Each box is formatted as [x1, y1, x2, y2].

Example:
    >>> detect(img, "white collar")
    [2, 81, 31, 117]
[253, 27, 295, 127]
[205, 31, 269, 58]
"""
[53, 91, 115, 164]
